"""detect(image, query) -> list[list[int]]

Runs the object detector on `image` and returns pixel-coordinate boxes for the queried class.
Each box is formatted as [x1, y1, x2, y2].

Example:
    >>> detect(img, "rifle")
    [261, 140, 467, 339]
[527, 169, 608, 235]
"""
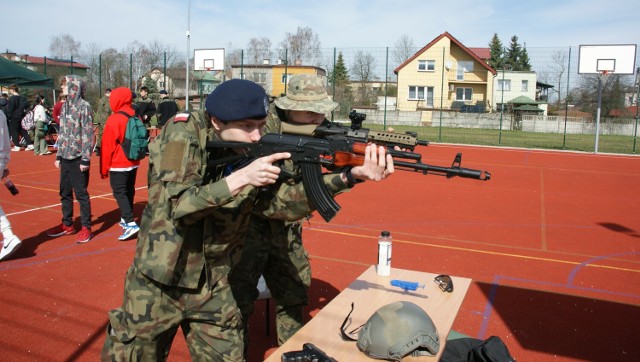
[281, 343, 337, 362]
[207, 131, 490, 222]
[280, 110, 429, 151]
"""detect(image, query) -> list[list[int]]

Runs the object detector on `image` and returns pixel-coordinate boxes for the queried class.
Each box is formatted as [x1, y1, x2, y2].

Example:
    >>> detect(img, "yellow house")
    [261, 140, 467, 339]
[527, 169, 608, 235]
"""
[394, 32, 496, 112]
[231, 63, 326, 97]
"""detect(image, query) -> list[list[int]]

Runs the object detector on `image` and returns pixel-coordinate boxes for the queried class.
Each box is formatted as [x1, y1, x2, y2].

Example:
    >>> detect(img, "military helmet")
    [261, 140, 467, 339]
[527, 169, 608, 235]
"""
[274, 73, 338, 113]
[356, 301, 440, 361]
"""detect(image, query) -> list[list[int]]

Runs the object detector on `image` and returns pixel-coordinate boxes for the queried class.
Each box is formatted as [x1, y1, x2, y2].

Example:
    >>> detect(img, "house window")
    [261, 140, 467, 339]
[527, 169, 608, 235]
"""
[456, 87, 473, 101]
[457, 61, 474, 80]
[418, 60, 435, 71]
[521, 80, 528, 92]
[497, 79, 511, 91]
[408, 86, 434, 106]
[251, 72, 267, 84]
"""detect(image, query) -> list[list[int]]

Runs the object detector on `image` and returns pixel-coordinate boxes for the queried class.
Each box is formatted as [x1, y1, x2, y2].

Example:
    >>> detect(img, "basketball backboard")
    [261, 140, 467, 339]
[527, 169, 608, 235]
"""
[578, 44, 637, 74]
[194, 48, 225, 71]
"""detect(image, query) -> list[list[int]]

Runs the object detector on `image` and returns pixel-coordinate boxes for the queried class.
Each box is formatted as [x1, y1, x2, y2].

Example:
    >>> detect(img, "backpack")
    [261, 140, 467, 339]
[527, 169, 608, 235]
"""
[117, 111, 149, 160]
[21, 110, 35, 130]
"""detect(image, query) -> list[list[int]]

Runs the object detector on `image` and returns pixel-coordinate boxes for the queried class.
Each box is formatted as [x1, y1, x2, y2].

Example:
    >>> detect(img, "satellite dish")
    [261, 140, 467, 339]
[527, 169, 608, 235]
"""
[445, 61, 452, 70]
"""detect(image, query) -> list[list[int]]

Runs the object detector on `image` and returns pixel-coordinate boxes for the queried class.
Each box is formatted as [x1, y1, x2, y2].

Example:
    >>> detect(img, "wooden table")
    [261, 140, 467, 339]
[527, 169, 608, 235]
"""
[265, 265, 471, 361]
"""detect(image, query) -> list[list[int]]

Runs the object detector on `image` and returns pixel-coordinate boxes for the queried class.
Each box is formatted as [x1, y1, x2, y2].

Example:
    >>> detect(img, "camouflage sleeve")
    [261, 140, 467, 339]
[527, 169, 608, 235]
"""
[81, 101, 94, 164]
[259, 172, 351, 221]
[149, 113, 236, 224]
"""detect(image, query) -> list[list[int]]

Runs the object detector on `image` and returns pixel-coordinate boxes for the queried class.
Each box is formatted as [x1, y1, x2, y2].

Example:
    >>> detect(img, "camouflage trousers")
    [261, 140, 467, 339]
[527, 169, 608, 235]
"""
[94, 122, 104, 149]
[101, 265, 244, 362]
[229, 217, 310, 347]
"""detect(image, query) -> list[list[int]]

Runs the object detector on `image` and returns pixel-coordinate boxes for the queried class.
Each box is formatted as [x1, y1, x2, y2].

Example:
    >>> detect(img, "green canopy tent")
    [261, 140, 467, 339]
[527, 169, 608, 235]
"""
[0, 56, 54, 89]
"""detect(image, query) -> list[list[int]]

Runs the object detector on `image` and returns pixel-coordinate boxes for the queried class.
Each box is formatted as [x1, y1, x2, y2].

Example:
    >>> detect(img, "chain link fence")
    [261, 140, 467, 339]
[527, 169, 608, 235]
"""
[27, 45, 640, 154]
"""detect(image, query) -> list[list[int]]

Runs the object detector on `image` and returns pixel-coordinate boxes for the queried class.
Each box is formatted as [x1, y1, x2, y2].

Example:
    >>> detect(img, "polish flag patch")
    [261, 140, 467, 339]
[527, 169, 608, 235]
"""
[174, 113, 190, 123]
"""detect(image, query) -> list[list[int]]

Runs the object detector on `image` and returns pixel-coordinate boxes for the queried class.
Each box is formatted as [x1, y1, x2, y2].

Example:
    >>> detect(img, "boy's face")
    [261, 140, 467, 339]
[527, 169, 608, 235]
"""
[212, 118, 266, 144]
[287, 110, 325, 125]
[60, 81, 68, 96]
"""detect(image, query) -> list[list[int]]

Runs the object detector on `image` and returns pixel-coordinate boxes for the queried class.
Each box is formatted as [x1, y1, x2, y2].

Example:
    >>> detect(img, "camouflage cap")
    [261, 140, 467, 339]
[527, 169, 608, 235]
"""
[274, 74, 338, 113]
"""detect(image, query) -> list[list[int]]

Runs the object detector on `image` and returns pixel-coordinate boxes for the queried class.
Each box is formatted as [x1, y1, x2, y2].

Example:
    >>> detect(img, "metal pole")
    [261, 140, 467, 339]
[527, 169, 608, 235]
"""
[331, 47, 336, 122]
[633, 67, 640, 153]
[99, 54, 102, 95]
[499, 68, 505, 145]
[284, 48, 288, 95]
[185, 0, 191, 110]
[383, 47, 388, 129]
[594, 75, 603, 153]
[562, 47, 571, 149]
[439, 47, 445, 142]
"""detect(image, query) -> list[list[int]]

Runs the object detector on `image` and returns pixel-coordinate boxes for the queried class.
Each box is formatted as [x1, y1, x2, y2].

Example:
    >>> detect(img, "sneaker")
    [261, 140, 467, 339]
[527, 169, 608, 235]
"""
[76, 226, 93, 244]
[11, 146, 21, 152]
[26, 144, 34, 151]
[42, 151, 52, 155]
[0, 235, 22, 261]
[119, 218, 126, 228]
[119, 223, 139, 241]
[46, 223, 77, 237]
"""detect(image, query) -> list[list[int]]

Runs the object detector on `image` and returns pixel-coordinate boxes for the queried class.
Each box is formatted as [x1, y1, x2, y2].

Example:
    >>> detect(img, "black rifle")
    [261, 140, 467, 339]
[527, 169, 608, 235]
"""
[207, 131, 490, 222]
[281, 343, 337, 362]
[280, 110, 429, 151]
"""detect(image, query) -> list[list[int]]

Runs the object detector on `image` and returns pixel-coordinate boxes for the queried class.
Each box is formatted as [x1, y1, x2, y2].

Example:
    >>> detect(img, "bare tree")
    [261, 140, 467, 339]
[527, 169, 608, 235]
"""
[542, 50, 569, 109]
[122, 41, 151, 92]
[351, 50, 378, 106]
[225, 46, 243, 80]
[278, 26, 321, 66]
[393, 34, 416, 65]
[146, 40, 182, 68]
[49, 33, 82, 59]
[247, 37, 272, 64]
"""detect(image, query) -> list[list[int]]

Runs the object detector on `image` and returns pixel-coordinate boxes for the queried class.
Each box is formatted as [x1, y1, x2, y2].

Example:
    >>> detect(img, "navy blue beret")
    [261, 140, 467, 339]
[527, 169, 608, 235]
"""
[205, 79, 269, 122]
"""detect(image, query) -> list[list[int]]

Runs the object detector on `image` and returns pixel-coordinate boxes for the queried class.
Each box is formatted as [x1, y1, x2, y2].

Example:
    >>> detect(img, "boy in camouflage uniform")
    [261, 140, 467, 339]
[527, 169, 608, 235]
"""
[94, 88, 112, 155]
[229, 74, 393, 352]
[101, 79, 393, 361]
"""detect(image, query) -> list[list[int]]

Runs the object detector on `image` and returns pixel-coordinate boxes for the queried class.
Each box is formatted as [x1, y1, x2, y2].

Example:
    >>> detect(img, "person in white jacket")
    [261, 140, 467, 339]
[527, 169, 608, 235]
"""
[0, 108, 22, 261]
[33, 95, 51, 155]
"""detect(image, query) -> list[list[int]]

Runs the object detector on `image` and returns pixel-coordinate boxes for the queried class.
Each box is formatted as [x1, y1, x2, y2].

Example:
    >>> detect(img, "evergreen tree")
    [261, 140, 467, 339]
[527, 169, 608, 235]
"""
[518, 46, 532, 71]
[330, 52, 350, 86]
[328, 52, 353, 117]
[505, 35, 522, 70]
[488, 33, 504, 70]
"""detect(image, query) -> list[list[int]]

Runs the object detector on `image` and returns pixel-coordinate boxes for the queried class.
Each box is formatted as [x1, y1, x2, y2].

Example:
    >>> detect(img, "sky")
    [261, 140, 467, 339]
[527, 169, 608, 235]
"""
[4, 0, 639, 60]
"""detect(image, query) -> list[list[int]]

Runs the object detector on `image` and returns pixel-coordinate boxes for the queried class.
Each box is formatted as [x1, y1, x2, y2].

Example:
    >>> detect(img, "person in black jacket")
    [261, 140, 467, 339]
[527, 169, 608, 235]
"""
[155, 90, 178, 128]
[134, 86, 156, 128]
[6, 84, 33, 151]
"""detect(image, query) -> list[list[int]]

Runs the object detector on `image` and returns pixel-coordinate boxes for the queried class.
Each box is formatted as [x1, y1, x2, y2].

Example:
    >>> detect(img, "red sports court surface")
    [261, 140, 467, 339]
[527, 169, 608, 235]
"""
[0, 144, 638, 361]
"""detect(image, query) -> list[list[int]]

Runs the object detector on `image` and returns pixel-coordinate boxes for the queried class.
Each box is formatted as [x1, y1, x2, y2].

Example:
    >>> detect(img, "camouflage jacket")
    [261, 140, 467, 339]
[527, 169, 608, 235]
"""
[136, 110, 349, 289]
[57, 75, 94, 165]
[94, 95, 112, 124]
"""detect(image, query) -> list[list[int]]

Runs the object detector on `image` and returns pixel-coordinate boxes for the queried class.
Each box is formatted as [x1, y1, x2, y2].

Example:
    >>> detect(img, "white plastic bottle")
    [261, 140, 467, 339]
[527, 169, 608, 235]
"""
[377, 231, 392, 276]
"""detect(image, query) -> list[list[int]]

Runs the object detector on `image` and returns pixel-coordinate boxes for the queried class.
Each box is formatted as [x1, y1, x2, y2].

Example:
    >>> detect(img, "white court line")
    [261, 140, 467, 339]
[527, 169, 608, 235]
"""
[5, 186, 148, 217]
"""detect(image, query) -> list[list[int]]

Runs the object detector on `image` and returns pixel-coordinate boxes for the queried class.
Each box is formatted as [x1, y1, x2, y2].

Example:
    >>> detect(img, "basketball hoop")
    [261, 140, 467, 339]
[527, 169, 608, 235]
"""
[598, 70, 612, 84]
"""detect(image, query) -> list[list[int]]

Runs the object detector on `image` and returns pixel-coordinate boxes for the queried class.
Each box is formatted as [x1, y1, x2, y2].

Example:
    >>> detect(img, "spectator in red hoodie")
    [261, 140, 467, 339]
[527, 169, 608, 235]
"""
[100, 87, 140, 241]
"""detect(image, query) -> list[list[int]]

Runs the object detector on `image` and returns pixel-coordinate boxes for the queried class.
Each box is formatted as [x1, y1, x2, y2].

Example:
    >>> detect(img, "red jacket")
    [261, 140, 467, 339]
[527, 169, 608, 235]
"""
[100, 87, 141, 178]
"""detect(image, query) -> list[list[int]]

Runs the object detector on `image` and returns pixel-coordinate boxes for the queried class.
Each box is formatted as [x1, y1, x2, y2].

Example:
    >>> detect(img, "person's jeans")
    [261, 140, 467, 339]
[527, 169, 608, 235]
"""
[109, 169, 138, 223]
[59, 158, 92, 228]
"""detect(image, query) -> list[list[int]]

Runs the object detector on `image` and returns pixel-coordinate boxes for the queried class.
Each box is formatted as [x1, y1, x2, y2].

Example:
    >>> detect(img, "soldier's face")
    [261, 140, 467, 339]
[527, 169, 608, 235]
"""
[287, 110, 325, 125]
[213, 117, 266, 144]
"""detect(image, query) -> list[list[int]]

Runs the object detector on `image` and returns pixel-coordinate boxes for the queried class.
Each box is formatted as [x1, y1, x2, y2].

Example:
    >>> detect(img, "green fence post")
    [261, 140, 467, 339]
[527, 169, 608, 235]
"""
[384, 47, 388, 129]
[562, 47, 571, 150]
[439, 47, 445, 142]
[633, 67, 640, 153]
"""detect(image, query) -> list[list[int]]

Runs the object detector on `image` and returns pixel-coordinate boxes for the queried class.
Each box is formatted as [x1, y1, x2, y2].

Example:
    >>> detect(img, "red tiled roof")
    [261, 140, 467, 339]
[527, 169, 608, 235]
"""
[25, 56, 89, 69]
[394, 32, 496, 75]
[468, 47, 490, 60]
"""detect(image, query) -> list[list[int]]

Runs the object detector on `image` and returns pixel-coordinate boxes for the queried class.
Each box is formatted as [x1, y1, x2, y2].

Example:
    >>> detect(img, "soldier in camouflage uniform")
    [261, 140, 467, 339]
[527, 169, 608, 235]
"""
[94, 88, 111, 156]
[101, 79, 391, 361]
[229, 74, 393, 353]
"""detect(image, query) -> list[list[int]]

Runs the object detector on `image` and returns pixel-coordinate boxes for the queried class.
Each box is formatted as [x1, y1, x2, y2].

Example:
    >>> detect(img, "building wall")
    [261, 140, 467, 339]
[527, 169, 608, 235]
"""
[492, 70, 538, 110]
[396, 37, 493, 112]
